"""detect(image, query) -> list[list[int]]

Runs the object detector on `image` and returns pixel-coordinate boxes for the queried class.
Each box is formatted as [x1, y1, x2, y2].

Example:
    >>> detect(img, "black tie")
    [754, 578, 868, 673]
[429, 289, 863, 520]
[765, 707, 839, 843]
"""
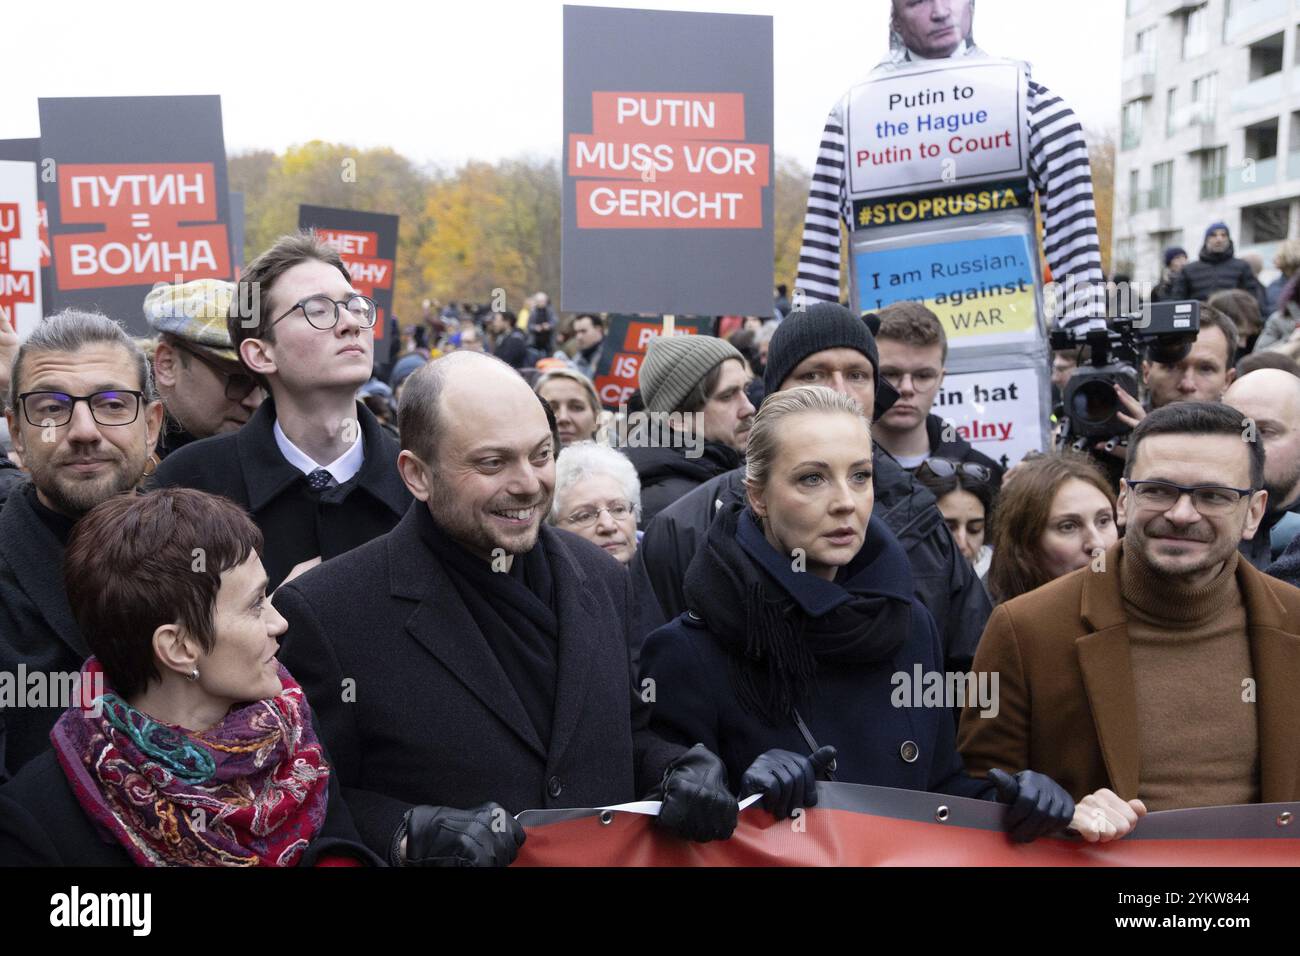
[306, 468, 333, 491]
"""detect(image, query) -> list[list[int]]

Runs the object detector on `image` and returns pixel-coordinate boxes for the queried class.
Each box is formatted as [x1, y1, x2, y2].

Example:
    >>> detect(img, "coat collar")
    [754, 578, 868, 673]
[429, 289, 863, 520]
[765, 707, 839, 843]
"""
[387, 506, 600, 765]
[0, 482, 88, 660]
[1076, 540, 1300, 802]
[235, 398, 409, 516]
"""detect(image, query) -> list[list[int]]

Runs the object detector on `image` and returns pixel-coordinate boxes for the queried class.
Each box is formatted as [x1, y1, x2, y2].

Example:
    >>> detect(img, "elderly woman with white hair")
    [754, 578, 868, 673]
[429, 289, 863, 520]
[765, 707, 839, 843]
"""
[548, 441, 664, 646]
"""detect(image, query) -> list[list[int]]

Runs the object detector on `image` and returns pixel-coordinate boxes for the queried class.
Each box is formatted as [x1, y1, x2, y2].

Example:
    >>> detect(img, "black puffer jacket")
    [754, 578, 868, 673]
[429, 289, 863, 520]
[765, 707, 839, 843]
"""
[1170, 239, 1266, 308]
[624, 440, 742, 528]
[632, 447, 993, 673]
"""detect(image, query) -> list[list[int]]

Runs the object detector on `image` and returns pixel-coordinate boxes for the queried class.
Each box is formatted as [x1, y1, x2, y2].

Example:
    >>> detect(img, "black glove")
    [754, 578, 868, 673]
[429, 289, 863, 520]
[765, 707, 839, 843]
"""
[989, 768, 1075, 843]
[740, 746, 837, 820]
[656, 743, 738, 842]
[394, 802, 526, 866]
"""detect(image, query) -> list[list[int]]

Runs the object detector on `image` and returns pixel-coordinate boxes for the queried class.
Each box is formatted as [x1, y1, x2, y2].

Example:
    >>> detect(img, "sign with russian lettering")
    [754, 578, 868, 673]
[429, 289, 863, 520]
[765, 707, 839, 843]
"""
[932, 365, 1049, 469]
[0, 139, 52, 315]
[845, 58, 1028, 200]
[38, 96, 233, 335]
[562, 5, 773, 316]
[853, 230, 1041, 348]
[592, 313, 711, 410]
[298, 205, 397, 342]
[0, 159, 43, 338]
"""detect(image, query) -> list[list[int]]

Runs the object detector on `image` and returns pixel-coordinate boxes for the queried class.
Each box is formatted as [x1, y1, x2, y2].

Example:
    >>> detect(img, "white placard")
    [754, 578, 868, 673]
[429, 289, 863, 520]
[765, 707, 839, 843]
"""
[0, 160, 42, 337]
[931, 365, 1047, 470]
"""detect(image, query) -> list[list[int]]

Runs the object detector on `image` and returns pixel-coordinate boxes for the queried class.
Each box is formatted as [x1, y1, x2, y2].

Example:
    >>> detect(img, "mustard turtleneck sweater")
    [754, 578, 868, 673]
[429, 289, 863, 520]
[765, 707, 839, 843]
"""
[1119, 542, 1260, 811]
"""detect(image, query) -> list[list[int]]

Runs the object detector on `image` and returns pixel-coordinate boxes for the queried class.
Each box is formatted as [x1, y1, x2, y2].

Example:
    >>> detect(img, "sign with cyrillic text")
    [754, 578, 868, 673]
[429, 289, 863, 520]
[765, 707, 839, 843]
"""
[298, 205, 398, 342]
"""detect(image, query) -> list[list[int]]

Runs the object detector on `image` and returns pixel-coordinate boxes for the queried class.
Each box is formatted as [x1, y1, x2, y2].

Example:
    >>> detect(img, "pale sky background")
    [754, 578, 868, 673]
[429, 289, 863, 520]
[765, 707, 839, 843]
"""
[2, 0, 1125, 169]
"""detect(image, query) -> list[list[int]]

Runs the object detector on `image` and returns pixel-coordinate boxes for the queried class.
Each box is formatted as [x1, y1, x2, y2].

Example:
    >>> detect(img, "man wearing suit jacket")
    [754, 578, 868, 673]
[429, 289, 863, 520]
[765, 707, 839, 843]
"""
[153, 233, 411, 589]
[0, 310, 164, 780]
[275, 351, 739, 866]
[960, 402, 1300, 840]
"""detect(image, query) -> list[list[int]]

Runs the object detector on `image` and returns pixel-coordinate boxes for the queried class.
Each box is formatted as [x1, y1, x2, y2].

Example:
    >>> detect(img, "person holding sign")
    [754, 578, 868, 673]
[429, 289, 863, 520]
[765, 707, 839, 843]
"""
[796, 0, 1103, 330]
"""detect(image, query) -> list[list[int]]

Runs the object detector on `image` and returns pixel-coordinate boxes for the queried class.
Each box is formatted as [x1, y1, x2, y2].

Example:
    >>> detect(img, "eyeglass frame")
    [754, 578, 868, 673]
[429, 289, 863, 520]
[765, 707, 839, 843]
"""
[560, 500, 636, 529]
[920, 457, 991, 483]
[17, 389, 146, 428]
[270, 293, 378, 331]
[879, 366, 943, 392]
[168, 340, 261, 402]
[1123, 478, 1258, 514]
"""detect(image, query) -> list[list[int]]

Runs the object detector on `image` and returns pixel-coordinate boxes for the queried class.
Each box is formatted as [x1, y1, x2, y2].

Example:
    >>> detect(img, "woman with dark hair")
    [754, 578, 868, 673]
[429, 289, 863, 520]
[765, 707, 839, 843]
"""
[986, 450, 1118, 605]
[0, 488, 380, 866]
[641, 386, 1078, 841]
[914, 458, 997, 580]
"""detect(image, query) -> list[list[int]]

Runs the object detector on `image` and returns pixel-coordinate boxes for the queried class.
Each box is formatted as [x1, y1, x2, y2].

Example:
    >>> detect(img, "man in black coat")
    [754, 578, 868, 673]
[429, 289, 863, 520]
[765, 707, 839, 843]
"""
[0, 309, 164, 780]
[275, 352, 739, 866]
[152, 234, 411, 589]
[488, 310, 532, 370]
[634, 303, 993, 674]
[1170, 222, 1267, 309]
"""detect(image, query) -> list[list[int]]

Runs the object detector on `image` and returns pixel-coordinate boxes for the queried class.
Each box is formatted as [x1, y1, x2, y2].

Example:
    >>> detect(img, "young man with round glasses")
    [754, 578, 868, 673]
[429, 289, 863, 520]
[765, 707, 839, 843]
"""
[872, 301, 1003, 488]
[145, 278, 264, 458]
[1, 309, 164, 778]
[960, 401, 1300, 825]
[153, 233, 410, 589]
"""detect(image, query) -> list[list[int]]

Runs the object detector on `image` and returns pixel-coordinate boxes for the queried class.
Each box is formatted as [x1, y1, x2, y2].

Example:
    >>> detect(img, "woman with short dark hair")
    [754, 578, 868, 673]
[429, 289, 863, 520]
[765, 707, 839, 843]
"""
[0, 488, 379, 866]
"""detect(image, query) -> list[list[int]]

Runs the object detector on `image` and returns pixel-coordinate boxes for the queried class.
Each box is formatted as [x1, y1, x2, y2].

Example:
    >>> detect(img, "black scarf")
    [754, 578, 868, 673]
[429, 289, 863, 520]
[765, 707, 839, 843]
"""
[418, 508, 559, 748]
[682, 501, 912, 725]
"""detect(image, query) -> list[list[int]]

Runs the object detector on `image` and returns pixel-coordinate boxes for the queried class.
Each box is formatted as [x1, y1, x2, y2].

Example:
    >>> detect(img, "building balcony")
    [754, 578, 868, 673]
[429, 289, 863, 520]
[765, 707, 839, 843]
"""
[1167, 102, 1218, 148]
[1225, 0, 1291, 43]
[1122, 50, 1157, 100]
[1229, 71, 1285, 115]
[1226, 156, 1278, 193]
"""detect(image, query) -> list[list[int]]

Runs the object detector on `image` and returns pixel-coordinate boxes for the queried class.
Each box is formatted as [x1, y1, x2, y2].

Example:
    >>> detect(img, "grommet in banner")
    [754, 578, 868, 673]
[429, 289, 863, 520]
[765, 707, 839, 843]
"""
[899, 740, 919, 763]
[599, 810, 615, 826]
[1278, 811, 1293, 827]
[934, 805, 950, 823]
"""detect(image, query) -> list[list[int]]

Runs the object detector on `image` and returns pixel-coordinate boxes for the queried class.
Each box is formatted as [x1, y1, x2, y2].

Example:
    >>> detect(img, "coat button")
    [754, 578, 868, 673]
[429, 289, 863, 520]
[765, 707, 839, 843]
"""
[547, 775, 563, 798]
[899, 740, 919, 763]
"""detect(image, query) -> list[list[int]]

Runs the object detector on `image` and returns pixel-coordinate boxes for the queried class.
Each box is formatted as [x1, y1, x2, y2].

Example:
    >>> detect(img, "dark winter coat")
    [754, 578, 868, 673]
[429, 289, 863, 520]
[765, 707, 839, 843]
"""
[623, 440, 743, 529]
[1170, 239, 1267, 308]
[151, 399, 411, 590]
[273, 503, 684, 857]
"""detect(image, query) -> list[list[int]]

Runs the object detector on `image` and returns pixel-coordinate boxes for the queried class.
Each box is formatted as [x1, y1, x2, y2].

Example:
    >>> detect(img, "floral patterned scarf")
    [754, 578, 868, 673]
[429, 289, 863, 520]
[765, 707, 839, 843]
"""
[50, 658, 331, 867]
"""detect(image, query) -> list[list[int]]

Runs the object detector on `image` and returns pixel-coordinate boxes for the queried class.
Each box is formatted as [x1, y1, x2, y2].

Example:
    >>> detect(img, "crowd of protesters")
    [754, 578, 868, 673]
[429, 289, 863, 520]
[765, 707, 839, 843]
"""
[0, 216, 1299, 866]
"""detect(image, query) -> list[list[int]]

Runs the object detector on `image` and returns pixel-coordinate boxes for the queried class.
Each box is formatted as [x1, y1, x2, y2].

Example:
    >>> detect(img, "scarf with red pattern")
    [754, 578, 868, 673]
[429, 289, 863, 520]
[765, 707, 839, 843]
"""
[50, 658, 330, 867]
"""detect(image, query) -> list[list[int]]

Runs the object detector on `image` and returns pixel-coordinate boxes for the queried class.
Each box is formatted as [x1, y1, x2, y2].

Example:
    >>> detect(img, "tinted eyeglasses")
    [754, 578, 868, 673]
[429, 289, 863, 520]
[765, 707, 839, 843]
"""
[919, 457, 991, 483]
[172, 341, 260, 402]
[18, 390, 144, 427]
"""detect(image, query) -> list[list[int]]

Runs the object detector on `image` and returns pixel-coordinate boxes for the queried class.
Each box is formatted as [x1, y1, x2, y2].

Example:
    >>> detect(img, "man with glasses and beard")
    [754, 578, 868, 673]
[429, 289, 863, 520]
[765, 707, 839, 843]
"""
[145, 278, 264, 459]
[152, 234, 410, 590]
[0, 309, 164, 779]
[961, 402, 1300, 834]
[275, 351, 740, 865]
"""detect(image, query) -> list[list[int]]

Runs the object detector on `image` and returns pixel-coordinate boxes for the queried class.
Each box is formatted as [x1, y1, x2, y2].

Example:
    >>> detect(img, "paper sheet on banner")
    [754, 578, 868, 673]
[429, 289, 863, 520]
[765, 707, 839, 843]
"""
[0, 161, 43, 338]
[933, 366, 1047, 469]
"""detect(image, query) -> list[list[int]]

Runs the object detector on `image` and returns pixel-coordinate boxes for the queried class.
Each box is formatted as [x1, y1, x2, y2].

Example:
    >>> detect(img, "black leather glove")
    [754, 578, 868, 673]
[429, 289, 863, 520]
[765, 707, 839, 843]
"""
[393, 802, 525, 866]
[740, 746, 837, 820]
[989, 768, 1075, 843]
[655, 744, 738, 842]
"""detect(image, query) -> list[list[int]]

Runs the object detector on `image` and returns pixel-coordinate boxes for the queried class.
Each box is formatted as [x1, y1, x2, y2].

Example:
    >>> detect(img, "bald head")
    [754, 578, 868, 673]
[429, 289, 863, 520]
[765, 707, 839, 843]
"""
[1226, 370, 1300, 508]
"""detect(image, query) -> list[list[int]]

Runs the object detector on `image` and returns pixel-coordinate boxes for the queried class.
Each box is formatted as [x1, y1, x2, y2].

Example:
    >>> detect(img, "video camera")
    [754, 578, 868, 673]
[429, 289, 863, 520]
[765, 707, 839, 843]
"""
[1049, 300, 1200, 442]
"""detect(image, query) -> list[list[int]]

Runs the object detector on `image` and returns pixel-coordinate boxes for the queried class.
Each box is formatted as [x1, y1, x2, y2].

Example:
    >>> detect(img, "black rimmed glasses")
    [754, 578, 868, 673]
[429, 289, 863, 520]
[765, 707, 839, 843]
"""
[271, 294, 378, 331]
[1125, 479, 1256, 516]
[18, 390, 144, 427]
[171, 341, 260, 402]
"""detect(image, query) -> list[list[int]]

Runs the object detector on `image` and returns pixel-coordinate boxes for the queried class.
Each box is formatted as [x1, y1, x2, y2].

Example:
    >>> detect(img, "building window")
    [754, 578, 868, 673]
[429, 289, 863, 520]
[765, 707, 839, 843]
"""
[1122, 99, 1145, 150]
[1183, 3, 1209, 60]
[1199, 147, 1226, 199]
[1166, 88, 1178, 136]
[1242, 200, 1290, 243]
[1191, 72, 1217, 114]
[1248, 33, 1285, 80]
[1129, 168, 1141, 214]
[1151, 161, 1174, 209]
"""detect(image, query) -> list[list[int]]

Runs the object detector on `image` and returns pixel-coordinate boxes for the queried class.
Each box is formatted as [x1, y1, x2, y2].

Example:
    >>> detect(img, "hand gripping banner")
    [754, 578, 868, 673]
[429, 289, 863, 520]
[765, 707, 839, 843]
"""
[513, 782, 1300, 866]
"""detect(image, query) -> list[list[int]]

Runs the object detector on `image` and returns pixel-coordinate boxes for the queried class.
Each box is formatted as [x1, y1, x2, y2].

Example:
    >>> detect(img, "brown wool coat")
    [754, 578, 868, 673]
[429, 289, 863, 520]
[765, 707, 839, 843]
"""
[958, 542, 1300, 804]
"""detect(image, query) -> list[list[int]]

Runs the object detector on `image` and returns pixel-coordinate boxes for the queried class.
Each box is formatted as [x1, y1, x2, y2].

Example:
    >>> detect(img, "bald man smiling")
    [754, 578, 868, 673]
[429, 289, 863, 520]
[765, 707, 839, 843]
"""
[1224, 368, 1300, 567]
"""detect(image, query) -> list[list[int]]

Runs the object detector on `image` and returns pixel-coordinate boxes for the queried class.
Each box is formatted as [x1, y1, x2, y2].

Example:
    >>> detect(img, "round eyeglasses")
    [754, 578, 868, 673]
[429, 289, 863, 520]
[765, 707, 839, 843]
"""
[272, 294, 378, 331]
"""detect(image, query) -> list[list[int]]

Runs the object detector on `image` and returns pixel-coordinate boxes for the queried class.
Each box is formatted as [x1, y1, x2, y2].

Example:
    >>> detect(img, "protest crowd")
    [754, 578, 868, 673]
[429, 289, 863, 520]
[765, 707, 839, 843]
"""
[1, 0, 1298, 870]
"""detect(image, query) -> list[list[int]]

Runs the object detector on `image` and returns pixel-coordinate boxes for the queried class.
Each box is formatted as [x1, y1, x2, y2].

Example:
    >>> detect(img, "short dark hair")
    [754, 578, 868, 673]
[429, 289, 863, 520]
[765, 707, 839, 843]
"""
[914, 463, 997, 525]
[1236, 349, 1300, 379]
[1125, 401, 1264, 490]
[574, 313, 604, 330]
[876, 301, 948, 363]
[228, 232, 351, 384]
[64, 489, 264, 699]
[1208, 289, 1262, 338]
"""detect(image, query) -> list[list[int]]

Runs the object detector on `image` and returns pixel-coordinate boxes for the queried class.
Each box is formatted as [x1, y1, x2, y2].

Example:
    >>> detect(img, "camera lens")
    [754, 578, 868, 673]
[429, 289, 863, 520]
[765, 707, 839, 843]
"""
[1071, 379, 1118, 425]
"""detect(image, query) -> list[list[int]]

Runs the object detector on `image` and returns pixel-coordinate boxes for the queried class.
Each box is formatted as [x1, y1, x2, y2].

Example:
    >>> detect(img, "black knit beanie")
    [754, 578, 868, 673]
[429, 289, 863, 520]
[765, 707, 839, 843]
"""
[763, 302, 880, 394]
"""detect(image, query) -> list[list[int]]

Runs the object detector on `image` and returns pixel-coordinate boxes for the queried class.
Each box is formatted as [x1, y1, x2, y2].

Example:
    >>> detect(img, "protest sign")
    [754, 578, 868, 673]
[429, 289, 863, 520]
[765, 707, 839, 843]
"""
[0, 161, 43, 338]
[38, 96, 233, 335]
[591, 313, 711, 410]
[298, 205, 398, 341]
[562, 5, 773, 316]
[932, 365, 1049, 469]
[0, 138, 51, 317]
[230, 191, 245, 275]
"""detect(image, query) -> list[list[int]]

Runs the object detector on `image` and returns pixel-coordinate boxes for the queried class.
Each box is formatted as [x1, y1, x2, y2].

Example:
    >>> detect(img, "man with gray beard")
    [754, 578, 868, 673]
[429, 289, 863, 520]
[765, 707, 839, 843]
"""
[0, 310, 163, 780]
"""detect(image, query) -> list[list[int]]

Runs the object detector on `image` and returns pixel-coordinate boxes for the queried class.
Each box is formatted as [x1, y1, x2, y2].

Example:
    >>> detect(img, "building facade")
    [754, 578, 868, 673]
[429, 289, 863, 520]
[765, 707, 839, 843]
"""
[1116, 0, 1300, 291]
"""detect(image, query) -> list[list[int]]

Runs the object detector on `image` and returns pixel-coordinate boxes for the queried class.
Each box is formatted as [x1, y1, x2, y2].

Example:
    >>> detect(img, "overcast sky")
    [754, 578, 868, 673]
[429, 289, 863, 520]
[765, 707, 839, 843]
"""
[2, 0, 1125, 169]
